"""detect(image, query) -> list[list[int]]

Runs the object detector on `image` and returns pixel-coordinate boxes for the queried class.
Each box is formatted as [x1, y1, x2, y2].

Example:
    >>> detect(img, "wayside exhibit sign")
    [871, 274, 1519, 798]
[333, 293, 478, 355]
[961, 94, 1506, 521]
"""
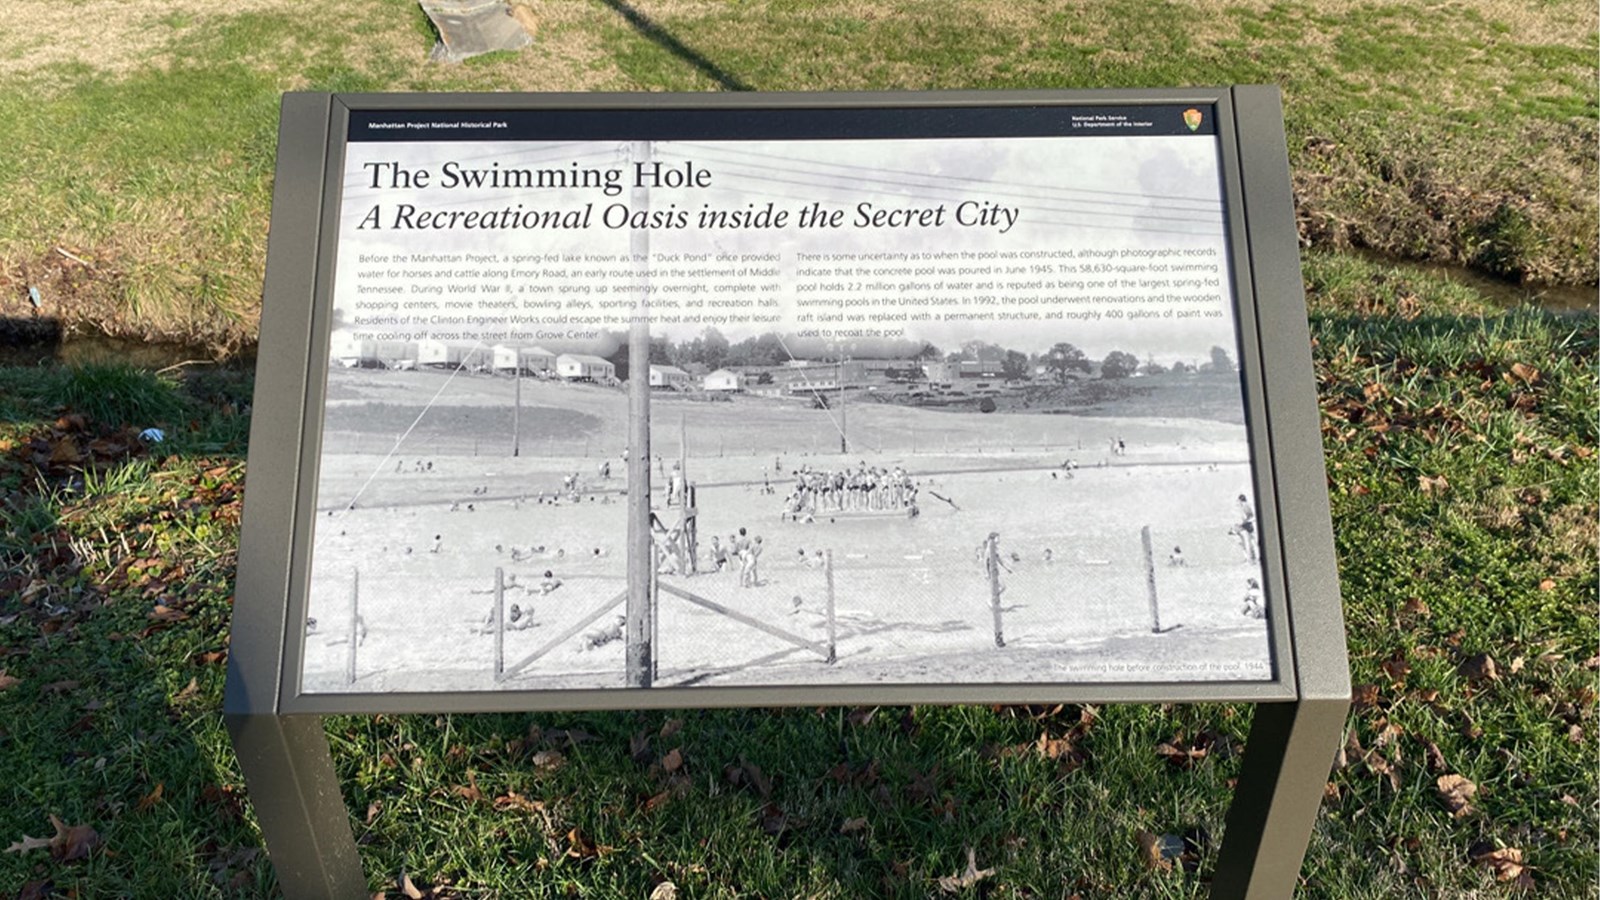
[224, 89, 1348, 899]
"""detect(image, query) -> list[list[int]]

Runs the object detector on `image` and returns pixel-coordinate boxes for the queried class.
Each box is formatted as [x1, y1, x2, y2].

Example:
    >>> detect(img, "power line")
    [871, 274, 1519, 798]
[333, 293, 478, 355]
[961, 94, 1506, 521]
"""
[671, 140, 1224, 206]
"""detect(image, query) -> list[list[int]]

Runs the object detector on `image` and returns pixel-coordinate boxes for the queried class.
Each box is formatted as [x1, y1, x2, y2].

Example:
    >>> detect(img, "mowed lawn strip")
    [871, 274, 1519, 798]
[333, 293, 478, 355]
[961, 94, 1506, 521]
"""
[1, 256, 1594, 895]
[0, 0, 1594, 348]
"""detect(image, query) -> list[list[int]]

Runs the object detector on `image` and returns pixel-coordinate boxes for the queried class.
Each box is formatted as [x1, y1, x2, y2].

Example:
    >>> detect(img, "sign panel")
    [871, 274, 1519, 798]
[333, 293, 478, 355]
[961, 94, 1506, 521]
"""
[272, 94, 1296, 707]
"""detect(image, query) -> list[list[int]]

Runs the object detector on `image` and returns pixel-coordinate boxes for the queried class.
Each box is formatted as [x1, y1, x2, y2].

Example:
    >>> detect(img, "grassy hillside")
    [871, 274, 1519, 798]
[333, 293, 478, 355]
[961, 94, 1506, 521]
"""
[0, 0, 1593, 350]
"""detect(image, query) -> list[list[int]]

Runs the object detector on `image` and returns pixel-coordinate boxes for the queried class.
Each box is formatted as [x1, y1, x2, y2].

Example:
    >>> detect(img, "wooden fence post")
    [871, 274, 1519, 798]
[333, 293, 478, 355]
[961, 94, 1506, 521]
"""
[824, 550, 837, 664]
[987, 534, 1005, 648]
[1141, 525, 1162, 633]
[346, 568, 359, 685]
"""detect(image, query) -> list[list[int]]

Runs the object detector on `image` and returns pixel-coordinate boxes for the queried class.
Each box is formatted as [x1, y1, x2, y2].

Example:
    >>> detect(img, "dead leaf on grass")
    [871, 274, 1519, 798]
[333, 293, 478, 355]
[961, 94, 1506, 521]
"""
[648, 881, 678, 900]
[1469, 843, 1530, 884]
[840, 817, 868, 834]
[1420, 738, 1447, 773]
[1352, 683, 1382, 711]
[493, 792, 544, 814]
[661, 748, 683, 773]
[758, 803, 787, 836]
[1418, 474, 1450, 495]
[659, 718, 683, 739]
[566, 827, 599, 859]
[1458, 653, 1500, 683]
[1379, 653, 1412, 685]
[399, 871, 424, 899]
[136, 782, 164, 813]
[0, 671, 19, 691]
[530, 749, 564, 771]
[450, 772, 482, 804]
[1507, 362, 1541, 385]
[1435, 774, 1477, 818]
[1136, 831, 1186, 872]
[5, 816, 100, 862]
[173, 677, 199, 703]
[936, 846, 996, 892]
[724, 756, 772, 797]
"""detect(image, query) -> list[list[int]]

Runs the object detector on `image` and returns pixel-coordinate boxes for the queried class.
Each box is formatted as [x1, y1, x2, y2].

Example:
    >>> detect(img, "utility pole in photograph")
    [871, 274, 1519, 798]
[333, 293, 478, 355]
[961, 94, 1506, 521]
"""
[625, 139, 655, 689]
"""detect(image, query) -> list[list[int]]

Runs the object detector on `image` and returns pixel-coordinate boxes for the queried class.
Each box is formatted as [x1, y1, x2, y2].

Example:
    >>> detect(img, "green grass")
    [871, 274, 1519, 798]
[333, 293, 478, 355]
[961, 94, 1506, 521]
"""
[0, 258, 1594, 896]
[0, 0, 1593, 347]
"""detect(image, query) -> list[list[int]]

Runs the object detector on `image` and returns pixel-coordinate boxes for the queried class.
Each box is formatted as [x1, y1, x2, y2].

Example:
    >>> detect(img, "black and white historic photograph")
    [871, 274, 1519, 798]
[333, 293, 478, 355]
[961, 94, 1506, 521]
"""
[300, 118, 1275, 693]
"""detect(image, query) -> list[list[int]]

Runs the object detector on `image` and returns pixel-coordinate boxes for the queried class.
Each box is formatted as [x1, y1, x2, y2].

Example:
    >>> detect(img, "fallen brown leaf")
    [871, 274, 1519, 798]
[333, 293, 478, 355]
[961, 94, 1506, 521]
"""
[1156, 737, 1207, 769]
[1352, 683, 1381, 711]
[1136, 831, 1185, 872]
[847, 706, 877, 727]
[12, 816, 102, 862]
[400, 871, 424, 899]
[659, 718, 683, 740]
[1469, 843, 1527, 883]
[840, 817, 868, 834]
[493, 792, 543, 814]
[0, 671, 19, 692]
[1435, 774, 1477, 818]
[566, 827, 598, 859]
[1418, 474, 1449, 495]
[758, 802, 787, 836]
[530, 749, 565, 771]
[1402, 597, 1431, 617]
[1420, 738, 1447, 773]
[451, 772, 482, 804]
[173, 677, 200, 703]
[936, 846, 997, 892]
[1508, 362, 1540, 385]
[1458, 653, 1499, 683]
[648, 882, 678, 900]
[137, 782, 165, 813]
[1379, 652, 1412, 685]
[661, 748, 683, 773]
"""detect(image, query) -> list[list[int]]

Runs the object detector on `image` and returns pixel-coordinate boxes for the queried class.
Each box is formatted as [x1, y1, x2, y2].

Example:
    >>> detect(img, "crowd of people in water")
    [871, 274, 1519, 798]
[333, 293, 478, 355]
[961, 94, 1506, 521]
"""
[781, 462, 919, 520]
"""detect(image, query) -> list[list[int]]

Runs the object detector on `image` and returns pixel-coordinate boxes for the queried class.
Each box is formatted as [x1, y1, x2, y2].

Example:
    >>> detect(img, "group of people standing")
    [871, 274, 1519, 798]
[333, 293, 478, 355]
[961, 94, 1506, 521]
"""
[783, 463, 917, 519]
[708, 528, 765, 587]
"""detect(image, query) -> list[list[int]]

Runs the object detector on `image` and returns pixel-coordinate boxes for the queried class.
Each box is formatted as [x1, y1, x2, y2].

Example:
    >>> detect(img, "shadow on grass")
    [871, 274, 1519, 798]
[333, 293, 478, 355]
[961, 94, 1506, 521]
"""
[0, 361, 273, 893]
[598, 0, 754, 91]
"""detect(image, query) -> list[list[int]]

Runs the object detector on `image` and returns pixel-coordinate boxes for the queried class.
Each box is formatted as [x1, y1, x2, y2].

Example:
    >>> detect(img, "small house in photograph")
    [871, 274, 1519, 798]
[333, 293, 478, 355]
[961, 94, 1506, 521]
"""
[703, 368, 743, 392]
[648, 364, 691, 390]
[329, 329, 362, 367]
[491, 344, 520, 373]
[444, 344, 490, 370]
[522, 346, 557, 376]
[557, 353, 616, 383]
[415, 339, 448, 367]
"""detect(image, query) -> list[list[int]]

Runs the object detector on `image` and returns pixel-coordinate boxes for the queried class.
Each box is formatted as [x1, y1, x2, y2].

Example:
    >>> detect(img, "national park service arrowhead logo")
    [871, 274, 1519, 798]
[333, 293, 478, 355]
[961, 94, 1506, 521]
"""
[1182, 108, 1203, 132]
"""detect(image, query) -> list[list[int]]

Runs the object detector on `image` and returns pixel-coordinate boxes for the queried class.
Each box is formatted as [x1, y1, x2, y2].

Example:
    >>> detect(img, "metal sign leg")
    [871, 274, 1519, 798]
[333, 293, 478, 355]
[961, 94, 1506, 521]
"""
[1210, 697, 1348, 898]
[226, 713, 366, 898]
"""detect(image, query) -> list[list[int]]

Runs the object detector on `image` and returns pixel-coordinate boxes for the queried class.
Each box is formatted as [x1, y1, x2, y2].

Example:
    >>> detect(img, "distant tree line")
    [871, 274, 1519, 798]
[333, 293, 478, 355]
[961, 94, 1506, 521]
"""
[601, 326, 1235, 382]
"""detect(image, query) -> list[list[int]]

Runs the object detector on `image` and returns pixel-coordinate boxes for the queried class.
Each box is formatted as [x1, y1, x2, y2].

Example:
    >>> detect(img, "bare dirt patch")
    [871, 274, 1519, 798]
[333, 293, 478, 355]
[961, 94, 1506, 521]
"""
[0, 0, 289, 76]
